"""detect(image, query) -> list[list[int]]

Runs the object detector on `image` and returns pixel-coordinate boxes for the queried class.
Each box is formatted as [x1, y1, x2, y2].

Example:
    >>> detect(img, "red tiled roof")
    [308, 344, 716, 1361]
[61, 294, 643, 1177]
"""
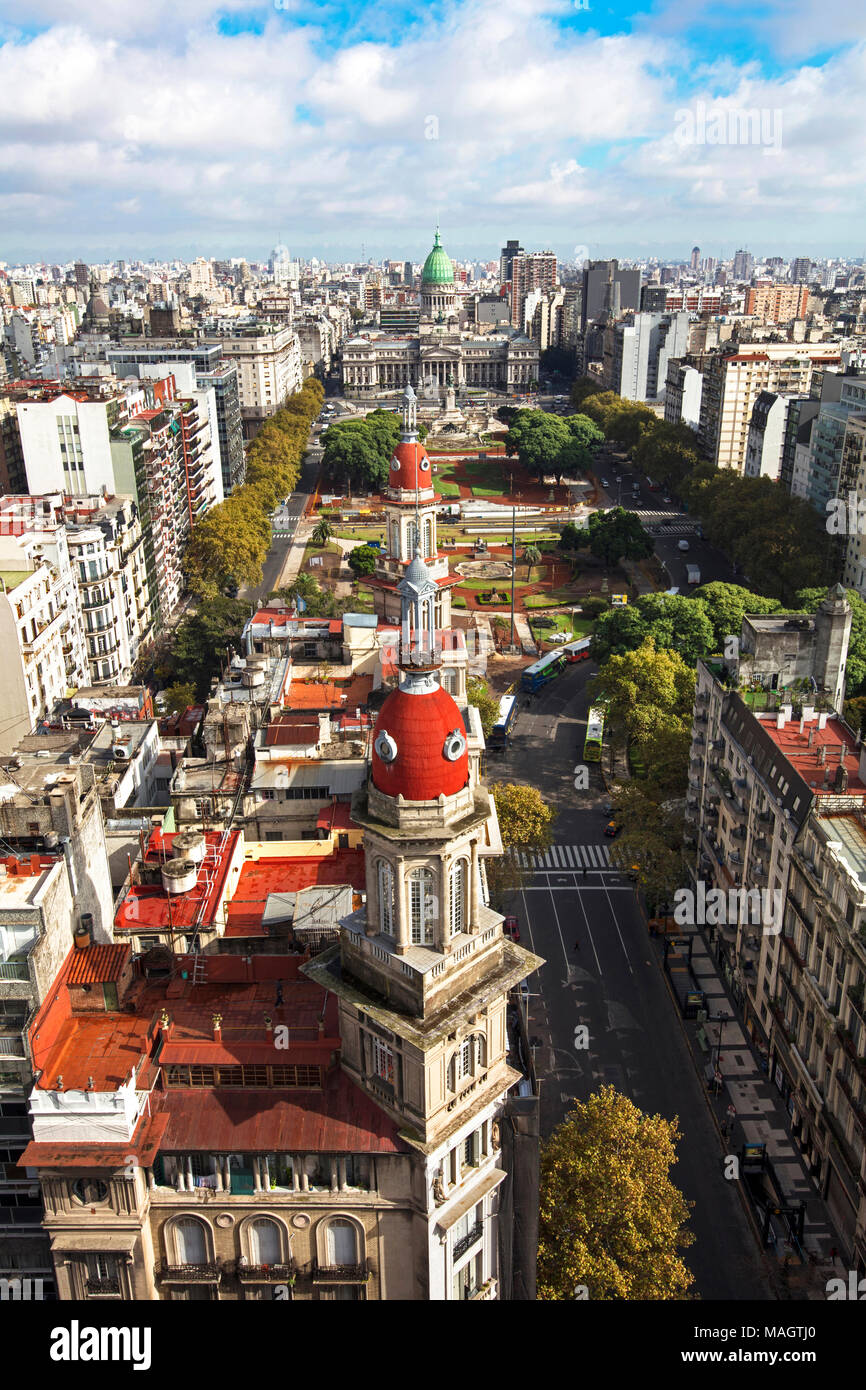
[19, 1112, 169, 1171]
[66, 943, 131, 986]
[759, 713, 866, 794]
[114, 829, 241, 934]
[286, 675, 373, 711]
[315, 801, 355, 832]
[154, 1073, 409, 1154]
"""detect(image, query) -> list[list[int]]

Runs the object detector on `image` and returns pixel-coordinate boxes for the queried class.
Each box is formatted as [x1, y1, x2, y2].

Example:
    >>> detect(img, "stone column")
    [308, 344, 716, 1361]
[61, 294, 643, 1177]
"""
[395, 860, 409, 955]
[253, 1157, 262, 1192]
[470, 840, 480, 929]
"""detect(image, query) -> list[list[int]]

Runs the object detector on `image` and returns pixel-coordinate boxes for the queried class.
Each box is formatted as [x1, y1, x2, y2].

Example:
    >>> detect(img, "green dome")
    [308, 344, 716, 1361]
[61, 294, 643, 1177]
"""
[421, 228, 454, 285]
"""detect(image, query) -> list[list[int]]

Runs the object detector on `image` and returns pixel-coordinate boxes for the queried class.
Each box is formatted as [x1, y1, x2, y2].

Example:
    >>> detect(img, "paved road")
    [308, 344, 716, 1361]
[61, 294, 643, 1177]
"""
[239, 431, 323, 611]
[597, 461, 738, 591]
[495, 660, 773, 1301]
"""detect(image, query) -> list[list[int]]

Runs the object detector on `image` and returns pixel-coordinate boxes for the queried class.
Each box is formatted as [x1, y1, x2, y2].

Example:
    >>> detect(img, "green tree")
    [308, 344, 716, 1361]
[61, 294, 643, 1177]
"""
[347, 543, 378, 577]
[312, 516, 333, 546]
[504, 410, 570, 478]
[559, 520, 584, 551]
[591, 605, 651, 662]
[693, 581, 782, 651]
[522, 542, 541, 578]
[492, 781, 556, 851]
[467, 677, 500, 739]
[184, 498, 270, 600]
[538, 1086, 695, 1300]
[158, 680, 198, 715]
[167, 598, 250, 697]
[589, 639, 695, 747]
[585, 507, 654, 568]
[569, 375, 605, 411]
[558, 414, 605, 475]
[629, 593, 715, 665]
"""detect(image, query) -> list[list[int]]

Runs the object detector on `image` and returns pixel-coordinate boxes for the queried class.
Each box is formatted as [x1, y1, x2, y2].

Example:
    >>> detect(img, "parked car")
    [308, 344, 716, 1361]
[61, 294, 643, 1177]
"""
[503, 916, 521, 943]
[678, 539, 690, 551]
[604, 820, 622, 838]
[600, 478, 610, 488]
[662, 495, 672, 504]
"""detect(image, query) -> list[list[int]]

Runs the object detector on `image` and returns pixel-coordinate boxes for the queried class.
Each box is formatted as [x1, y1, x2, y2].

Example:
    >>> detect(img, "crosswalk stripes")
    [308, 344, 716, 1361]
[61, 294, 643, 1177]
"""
[510, 844, 613, 870]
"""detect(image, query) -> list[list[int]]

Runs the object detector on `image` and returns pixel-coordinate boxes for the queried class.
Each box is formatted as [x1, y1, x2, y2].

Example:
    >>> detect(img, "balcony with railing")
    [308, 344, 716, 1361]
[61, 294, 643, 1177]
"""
[85, 1274, 122, 1297]
[312, 1258, 370, 1284]
[236, 1261, 295, 1284]
[453, 1221, 483, 1261]
[155, 1258, 223, 1284]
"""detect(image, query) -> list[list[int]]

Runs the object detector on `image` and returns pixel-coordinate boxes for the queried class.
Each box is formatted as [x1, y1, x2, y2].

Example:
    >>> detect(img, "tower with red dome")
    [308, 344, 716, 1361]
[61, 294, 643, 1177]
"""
[360, 383, 461, 627]
[304, 554, 542, 1299]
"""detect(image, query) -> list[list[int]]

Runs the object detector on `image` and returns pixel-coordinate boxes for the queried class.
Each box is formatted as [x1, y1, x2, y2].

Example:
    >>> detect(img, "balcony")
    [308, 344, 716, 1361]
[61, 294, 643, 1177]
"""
[453, 1221, 483, 1261]
[155, 1260, 222, 1284]
[85, 1275, 122, 1297]
[312, 1259, 370, 1285]
[0, 1033, 26, 1058]
[236, 1262, 295, 1284]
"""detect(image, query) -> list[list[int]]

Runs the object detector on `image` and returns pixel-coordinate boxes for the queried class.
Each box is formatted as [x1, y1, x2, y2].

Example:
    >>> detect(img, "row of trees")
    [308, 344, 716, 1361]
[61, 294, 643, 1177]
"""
[322, 409, 427, 492]
[184, 377, 324, 599]
[569, 377, 835, 605]
[503, 408, 604, 482]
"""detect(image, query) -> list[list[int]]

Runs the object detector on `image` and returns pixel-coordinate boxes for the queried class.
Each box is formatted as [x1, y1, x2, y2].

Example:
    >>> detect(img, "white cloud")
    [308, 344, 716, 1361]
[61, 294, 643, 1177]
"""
[0, 0, 862, 256]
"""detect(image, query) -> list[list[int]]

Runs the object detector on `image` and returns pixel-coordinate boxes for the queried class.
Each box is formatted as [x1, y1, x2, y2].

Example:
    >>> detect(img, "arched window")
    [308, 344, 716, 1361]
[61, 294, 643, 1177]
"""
[409, 867, 435, 945]
[173, 1217, 208, 1265]
[423, 516, 433, 558]
[449, 1033, 486, 1090]
[378, 860, 394, 936]
[248, 1217, 283, 1266]
[449, 859, 468, 936]
[390, 521, 400, 558]
[326, 1218, 359, 1267]
[409, 519, 420, 555]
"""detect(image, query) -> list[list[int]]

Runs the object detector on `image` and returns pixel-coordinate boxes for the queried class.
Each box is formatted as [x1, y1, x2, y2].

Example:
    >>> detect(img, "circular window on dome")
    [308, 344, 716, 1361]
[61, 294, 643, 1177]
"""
[443, 729, 466, 762]
[390, 457, 400, 470]
[419, 457, 430, 471]
[375, 730, 398, 763]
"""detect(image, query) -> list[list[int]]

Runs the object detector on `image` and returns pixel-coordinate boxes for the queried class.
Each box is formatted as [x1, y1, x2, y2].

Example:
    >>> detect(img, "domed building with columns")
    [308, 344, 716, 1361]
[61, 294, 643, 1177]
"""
[304, 541, 543, 1299]
[341, 226, 539, 399]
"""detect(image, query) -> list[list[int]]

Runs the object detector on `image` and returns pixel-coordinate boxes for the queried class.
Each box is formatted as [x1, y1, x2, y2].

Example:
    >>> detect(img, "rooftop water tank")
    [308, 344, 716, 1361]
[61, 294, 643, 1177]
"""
[172, 831, 206, 865]
[161, 858, 198, 895]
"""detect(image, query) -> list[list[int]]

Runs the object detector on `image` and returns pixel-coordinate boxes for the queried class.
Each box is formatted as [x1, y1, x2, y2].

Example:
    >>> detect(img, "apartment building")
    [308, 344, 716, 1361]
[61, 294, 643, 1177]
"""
[214, 322, 303, 440]
[509, 252, 557, 331]
[604, 311, 690, 402]
[745, 284, 810, 324]
[0, 746, 116, 1292]
[744, 391, 791, 480]
[685, 588, 866, 1266]
[803, 374, 866, 519]
[0, 492, 152, 692]
[697, 344, 843, 472]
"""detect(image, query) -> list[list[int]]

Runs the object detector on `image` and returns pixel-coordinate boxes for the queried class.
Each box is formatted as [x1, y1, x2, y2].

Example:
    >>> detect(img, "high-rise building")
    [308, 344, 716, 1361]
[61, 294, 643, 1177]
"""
[509, 252, 557, 330]
[733, 249, 754, 281]
[745, 284, 810, 324]
[690, 246, 701, 271]
[215, 322, 303, 441]
[791, 257, 814, 284]
[498, 239, 524, 290]
[604, 311, 690, 402]
[581, 260, 641, 328]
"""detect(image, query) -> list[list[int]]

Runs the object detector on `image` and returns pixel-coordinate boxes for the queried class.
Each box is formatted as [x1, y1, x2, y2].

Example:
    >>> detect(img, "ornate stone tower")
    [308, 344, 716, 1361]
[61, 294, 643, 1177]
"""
[361, 383, 458, 627]
[304, 567, 542, 1298]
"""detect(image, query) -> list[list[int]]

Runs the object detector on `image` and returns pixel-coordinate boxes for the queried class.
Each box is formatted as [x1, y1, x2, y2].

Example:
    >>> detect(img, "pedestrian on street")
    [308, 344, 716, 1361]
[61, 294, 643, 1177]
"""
[573, 938, 580, 951]
[275, 980, 284, 1007]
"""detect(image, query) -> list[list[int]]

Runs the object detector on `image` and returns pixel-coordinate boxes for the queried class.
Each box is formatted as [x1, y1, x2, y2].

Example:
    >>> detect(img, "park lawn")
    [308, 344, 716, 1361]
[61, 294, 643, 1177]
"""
[302, 538, 344, 568]
[531, 611, 581, 641]
[435, 476, 463, 497]
[329, 526, 387, 543]
[452, 595, 467, 608]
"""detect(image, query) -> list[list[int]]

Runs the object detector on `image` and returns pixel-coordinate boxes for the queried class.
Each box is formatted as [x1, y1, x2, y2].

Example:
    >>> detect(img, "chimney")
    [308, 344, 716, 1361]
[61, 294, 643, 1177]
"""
[818, 711, 829, 729]
[818, 744, 827, 765]
[776, 711, 786, 729]
[799, 715, 805, 734]
[808, 728, 815, 748]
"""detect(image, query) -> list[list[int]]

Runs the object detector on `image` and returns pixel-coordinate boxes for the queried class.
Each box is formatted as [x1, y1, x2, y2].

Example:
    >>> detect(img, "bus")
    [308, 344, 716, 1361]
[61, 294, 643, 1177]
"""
[521, 650, 567, 693]
[489, 694, 518, 751]
[584, 706, 605, 762]
[563, 637, 591, 663]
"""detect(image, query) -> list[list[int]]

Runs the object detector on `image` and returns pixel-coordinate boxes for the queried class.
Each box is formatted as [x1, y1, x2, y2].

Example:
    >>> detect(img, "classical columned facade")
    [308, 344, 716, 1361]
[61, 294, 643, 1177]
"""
[341, 332, 539, 397]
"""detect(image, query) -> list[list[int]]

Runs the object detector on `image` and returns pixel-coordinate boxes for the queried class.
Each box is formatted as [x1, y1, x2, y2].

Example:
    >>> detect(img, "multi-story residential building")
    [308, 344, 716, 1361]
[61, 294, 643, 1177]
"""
[604, 311, 690, 402]
[498, 239, 524, 290]
[733, 249, 754, 281]
[697, 344, 843, 472]
[780, 395, 822, 498]
[0, 525, 89, 748]
[664, 359, 704, 430]
[685, 588, 866, 1267]
[842, 415, 866, 596]
[0, 743, 116, 1292]
[215, 322, 303, 440]
[0, 492, 152, 689]
[745, 284, 810, 324]
[105, 342, 245, 496]
[509, 252, 557, 331]
[803, 374, 866, 520]
[744, 391, 792, 480]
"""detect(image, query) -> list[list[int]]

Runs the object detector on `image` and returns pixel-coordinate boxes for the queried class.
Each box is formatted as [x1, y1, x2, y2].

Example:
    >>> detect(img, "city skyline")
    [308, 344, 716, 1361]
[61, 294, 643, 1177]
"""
[1, 0, 865, 261]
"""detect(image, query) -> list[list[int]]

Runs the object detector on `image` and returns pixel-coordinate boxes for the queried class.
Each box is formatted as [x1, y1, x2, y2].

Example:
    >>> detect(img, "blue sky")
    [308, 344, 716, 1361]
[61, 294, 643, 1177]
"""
[0, 0, 864, 264]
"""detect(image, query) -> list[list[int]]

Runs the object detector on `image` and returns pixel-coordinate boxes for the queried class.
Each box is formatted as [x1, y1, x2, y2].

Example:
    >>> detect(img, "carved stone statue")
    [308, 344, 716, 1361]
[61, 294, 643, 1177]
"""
[491, 1120, 501, 1151]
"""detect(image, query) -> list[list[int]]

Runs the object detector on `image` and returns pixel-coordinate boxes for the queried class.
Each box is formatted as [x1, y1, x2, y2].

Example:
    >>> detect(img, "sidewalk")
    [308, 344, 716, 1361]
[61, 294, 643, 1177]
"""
[651, 922, 845, 1299]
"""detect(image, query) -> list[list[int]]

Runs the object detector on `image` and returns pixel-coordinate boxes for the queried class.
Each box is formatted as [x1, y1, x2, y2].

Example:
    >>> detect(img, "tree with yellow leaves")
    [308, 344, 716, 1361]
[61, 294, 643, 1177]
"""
[538, 1085, 696, 1300]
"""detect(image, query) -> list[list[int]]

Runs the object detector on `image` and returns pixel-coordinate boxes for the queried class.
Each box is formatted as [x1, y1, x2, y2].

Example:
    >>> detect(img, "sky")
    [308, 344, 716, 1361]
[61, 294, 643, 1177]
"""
[0, 0, 864, 265]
